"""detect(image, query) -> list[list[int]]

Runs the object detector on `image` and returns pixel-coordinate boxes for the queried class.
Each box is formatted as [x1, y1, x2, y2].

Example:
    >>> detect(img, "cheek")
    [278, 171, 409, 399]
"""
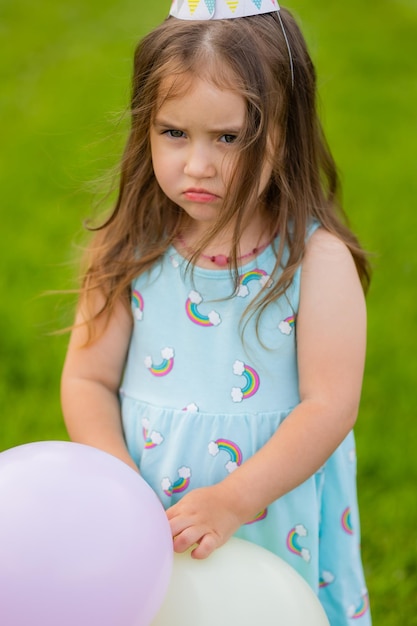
[153, 165, 172, 195]
[151, 144, 173, 188]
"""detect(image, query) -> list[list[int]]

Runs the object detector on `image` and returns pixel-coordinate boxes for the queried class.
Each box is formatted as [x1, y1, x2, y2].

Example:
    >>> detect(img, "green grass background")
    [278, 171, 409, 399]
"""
[1, 0, 416, 622]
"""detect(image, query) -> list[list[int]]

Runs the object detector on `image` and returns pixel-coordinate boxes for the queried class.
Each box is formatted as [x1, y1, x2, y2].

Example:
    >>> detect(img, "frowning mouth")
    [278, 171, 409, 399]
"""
[183, 188, 220, 203]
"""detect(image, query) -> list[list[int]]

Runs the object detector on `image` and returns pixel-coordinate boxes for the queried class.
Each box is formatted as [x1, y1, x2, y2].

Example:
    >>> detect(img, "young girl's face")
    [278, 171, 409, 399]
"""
[150, 74, 272, 236]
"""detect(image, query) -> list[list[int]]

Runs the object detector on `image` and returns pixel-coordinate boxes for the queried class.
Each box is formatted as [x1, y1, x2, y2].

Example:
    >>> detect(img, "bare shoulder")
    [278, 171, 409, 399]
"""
[300, 227, 365, 317]
[302, 227, 360, 284]
[299, 226, 365, 328]
[305, 227, 354, 262]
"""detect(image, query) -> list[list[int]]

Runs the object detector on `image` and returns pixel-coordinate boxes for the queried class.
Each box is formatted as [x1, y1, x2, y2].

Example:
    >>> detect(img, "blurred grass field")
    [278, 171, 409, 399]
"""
[1, 0, 417, 623]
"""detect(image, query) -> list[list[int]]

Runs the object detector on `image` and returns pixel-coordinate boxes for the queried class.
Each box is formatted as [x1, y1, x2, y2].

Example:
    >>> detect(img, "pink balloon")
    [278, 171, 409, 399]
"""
[0, 441, 173, 626]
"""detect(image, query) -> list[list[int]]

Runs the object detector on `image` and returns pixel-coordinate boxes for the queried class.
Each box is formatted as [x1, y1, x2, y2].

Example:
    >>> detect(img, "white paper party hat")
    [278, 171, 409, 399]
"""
[170, 0, 280, 21]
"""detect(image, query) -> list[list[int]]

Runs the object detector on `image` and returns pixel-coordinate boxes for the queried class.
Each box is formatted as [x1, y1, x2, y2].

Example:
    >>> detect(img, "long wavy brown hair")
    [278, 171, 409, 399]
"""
[80, 9, 370, 341]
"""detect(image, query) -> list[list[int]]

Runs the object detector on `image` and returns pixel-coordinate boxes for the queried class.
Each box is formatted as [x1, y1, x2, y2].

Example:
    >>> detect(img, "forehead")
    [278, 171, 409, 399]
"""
[155, 74, 246, 126]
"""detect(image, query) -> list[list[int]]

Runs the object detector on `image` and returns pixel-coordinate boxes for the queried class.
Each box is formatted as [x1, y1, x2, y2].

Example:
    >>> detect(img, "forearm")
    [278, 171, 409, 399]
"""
[61, 377, 138, 473]
[218, 398, 358, 524]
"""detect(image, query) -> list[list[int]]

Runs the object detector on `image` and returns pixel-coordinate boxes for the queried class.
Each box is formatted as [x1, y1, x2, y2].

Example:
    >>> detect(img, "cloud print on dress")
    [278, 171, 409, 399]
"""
[182, 402, 199, 412]
[278, 315, 295, 335]
[319, 570, 335, 588]
[169, 254, 180, 268]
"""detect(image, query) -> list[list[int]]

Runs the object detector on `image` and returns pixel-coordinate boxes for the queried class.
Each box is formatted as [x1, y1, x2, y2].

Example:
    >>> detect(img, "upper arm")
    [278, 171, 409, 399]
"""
[297, 228, 367, 421]
[62, 295, 133, 394]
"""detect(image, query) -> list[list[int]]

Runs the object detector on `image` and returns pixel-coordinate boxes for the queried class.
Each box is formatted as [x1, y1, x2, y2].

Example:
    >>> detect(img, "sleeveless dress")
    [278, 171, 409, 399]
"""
[121, 227, 371, 625]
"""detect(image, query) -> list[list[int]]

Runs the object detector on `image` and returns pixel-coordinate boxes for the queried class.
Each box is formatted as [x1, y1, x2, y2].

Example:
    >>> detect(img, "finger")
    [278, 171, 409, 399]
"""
[191, 533, 218, 560]
[169, 513, 195, 538]
[173, 526, 205, 553]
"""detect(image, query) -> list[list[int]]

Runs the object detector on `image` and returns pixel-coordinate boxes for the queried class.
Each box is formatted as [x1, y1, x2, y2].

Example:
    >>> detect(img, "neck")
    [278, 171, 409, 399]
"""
[176, 231, 273, 268]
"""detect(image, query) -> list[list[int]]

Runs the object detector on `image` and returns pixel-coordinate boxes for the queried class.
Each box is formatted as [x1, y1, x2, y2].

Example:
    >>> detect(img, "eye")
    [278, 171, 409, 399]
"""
[165, 129, 185, 139]
[220, 134, 238, 144]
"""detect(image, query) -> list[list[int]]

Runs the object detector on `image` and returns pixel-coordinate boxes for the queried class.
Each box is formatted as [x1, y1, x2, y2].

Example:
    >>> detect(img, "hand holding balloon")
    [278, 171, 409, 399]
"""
[167, 483, 244, 559]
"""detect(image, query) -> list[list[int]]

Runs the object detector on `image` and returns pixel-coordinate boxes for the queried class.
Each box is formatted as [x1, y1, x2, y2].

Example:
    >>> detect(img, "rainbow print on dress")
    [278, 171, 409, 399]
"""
[347, 591, 370, 620]
[286, 524, 311, 562]
[245, 508, 268, 525]
[185, 290, 221, 327]
[236, 268, 272, 297]
[341, 506, 354, 535]
[132, 289, 144, 321]
[208, 438, 243, 473]
[141, 417, 164, 449]
[161, 466, 191, 497]
[144, 347, 175, 377]
[231, 360, 260, 402]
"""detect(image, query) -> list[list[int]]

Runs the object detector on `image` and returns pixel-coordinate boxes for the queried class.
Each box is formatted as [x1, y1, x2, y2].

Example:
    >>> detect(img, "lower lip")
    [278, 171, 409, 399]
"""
[184, 191, 219, 203]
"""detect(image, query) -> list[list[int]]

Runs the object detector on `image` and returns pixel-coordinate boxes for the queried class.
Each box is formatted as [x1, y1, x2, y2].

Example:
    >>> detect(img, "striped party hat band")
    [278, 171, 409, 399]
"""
[169, 0, 280, 20]
[169, 0, 294, 87]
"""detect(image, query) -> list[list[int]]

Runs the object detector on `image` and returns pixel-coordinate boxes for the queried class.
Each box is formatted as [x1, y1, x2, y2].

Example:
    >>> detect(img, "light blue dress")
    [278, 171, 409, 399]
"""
[121, 227, 371, 625]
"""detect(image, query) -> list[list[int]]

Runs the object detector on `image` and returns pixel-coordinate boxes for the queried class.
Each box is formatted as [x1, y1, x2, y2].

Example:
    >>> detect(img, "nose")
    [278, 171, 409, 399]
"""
[183, 143, 216, 179]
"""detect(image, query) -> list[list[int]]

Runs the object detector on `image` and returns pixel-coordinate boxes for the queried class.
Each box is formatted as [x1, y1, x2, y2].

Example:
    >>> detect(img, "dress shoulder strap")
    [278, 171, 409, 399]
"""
[286, 220, 321, 313]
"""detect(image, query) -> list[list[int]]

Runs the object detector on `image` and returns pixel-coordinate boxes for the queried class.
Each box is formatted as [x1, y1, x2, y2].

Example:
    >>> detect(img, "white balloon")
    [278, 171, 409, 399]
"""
[152, 537, 329, 626]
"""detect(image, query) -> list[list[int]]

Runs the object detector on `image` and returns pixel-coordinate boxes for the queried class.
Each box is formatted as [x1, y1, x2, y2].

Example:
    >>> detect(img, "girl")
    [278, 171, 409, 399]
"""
[61, 2, 371, 624]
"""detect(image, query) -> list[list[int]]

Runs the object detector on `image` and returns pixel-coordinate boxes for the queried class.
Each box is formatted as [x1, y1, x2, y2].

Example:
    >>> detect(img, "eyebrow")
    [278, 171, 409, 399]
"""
[152, 118, 180, 129]
[153, 117, 243, 135]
